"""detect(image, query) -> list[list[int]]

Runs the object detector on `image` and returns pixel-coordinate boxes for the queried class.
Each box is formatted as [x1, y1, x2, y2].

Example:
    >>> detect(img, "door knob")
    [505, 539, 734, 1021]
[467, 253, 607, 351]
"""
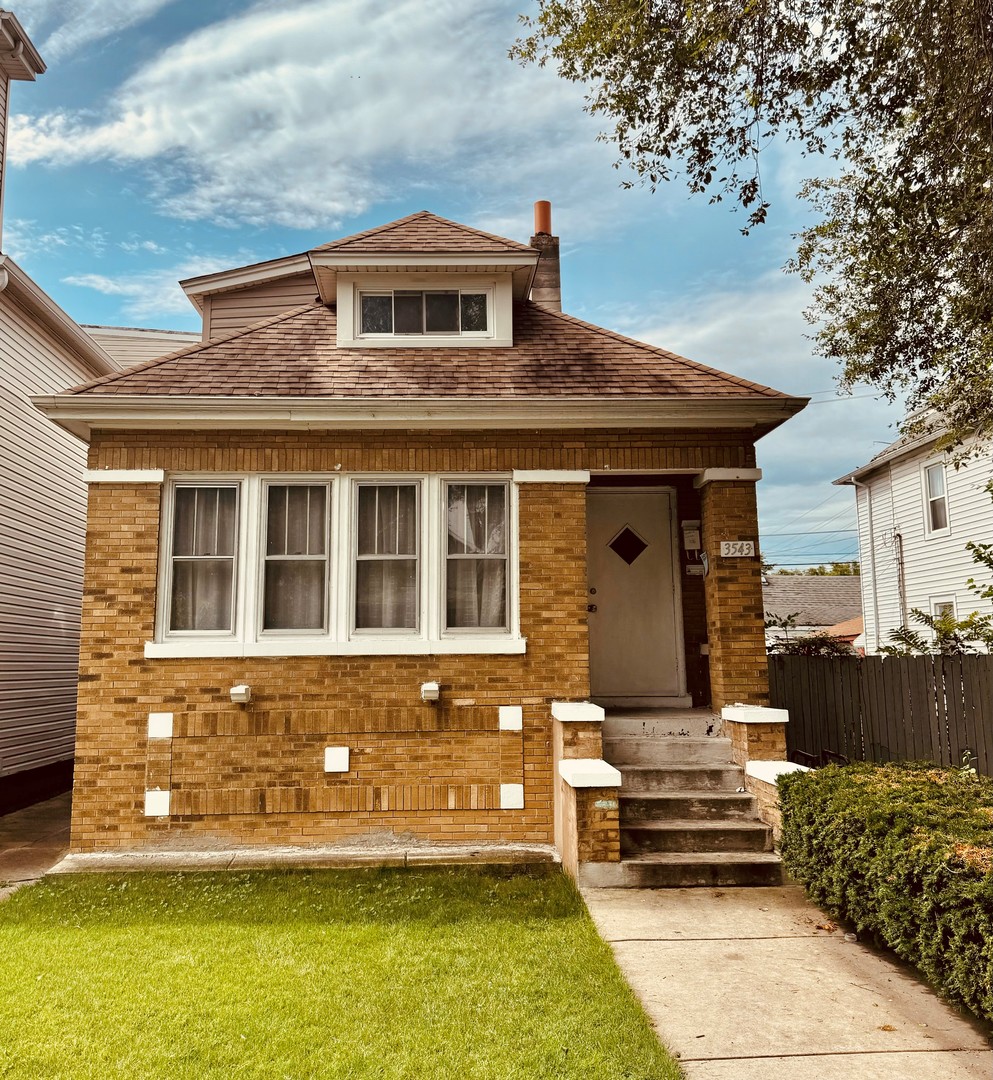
[587, 603, 597, 613]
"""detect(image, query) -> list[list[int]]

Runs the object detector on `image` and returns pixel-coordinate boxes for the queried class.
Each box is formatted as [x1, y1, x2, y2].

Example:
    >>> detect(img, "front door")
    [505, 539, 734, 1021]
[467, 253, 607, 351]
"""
[586, 488, 690, 706]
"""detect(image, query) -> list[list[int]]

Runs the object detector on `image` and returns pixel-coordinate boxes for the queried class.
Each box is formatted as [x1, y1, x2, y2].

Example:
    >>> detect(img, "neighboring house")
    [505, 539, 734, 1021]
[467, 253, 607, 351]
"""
[821, 615, 864, 651]
[836, 433, 993, 653]
[35, 204, 806, 854]
[82, 326, 200, 368]
[0, 13, 200, 813]
[0, 13, 117, 812]
[762, 574, 863, 645]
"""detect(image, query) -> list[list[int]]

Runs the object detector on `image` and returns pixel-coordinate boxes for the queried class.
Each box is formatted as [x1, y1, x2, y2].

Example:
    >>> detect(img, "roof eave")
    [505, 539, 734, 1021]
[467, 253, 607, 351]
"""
[32, 394, 808, 443]
[0, 257, 117, 377]
[0, 11, 45, 79]
[833, 430, 943, 485]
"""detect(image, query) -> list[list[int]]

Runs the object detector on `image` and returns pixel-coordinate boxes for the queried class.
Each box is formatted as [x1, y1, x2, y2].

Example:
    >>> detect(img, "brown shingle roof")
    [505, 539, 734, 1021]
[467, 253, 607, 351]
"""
[310, 211, 536, 255]
[66, 301, 794, 401]
[762, 576, 863, 628]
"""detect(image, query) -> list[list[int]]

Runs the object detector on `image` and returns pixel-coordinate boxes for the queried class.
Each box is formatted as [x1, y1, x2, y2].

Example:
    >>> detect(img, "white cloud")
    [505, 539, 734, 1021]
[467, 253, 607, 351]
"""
[8, 0, 609, 231]
[12, 0, 181, 61]
[3, 218, 108, 259]
[63, 256, 232, 321]
[120, 238, 168, 254]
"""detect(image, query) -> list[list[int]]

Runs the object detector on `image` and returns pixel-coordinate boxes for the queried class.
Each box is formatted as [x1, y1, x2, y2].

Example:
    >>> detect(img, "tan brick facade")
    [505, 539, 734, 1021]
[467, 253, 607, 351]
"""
[72, 429, 770, 852]
[699, 479, 770, 708]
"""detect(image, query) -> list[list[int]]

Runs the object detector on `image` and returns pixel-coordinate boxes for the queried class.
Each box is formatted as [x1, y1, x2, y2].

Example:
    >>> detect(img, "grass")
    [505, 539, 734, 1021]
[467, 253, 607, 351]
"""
[0, 865, 681, 1079]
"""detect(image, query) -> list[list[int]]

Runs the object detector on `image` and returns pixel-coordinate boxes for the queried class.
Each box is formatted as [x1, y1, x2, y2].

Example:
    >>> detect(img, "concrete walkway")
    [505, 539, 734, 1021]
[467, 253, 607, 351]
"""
[582, 885, 992, 1079]
[0, 792, 71, 900]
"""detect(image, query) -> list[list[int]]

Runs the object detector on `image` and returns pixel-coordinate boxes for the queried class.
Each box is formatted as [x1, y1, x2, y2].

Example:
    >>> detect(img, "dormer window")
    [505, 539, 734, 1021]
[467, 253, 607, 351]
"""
[359, 289, 491, 337]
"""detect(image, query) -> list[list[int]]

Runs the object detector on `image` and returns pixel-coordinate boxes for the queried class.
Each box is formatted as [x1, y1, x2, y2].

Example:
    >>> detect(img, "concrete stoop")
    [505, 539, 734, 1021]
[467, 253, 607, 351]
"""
[598, 729, 783, 888]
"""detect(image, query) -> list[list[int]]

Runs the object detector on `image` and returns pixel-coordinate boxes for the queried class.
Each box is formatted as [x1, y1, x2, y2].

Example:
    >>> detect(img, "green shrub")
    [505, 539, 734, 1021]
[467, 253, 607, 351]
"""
[779, 761, 993, 1021]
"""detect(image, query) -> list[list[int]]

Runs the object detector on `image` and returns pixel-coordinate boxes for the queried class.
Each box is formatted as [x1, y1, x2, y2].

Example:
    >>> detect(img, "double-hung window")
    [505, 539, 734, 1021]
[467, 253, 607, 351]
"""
[263, 484, 329, 632]
[355, 483, 419, 630]
[923, 463, 949, 534]
[155, 474, 519, 656]
[169, 484, 238, 633]
[445, 483, 508, 630]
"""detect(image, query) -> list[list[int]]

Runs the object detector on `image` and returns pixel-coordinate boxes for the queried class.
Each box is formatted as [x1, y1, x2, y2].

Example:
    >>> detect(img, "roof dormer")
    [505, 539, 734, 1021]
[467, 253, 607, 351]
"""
[308, 211, 538, 349]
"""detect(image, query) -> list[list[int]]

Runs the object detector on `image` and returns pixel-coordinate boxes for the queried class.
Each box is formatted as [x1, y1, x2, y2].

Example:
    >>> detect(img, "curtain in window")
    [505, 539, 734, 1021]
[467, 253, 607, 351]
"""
[446, 484, 507, 628]
[355, 485, 418, 629]
[263, 485, 327, 630]
[170, 487, 237, 631]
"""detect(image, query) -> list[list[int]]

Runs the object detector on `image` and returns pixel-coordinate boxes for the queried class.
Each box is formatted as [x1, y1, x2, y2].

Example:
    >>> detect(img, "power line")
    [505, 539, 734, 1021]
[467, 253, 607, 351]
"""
[762, 528, 857, 537]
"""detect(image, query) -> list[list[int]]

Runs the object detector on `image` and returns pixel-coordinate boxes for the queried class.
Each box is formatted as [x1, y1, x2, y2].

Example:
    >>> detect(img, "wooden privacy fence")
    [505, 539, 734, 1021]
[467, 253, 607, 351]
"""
[768, 655, 993, 775]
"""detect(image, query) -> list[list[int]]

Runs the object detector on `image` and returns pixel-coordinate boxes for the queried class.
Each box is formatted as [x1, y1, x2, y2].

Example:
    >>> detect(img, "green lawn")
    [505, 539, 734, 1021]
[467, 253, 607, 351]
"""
[0, 866, 681, 1079]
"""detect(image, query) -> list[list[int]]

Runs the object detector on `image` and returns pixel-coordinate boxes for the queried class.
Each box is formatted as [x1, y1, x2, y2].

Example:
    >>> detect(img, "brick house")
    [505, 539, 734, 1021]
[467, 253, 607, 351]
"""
[36, 205, 805, 858]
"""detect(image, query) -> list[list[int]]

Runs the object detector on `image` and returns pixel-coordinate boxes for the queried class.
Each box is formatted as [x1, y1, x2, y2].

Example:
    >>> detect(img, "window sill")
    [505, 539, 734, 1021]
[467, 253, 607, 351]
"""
[144, 636, 528, 659]
[336, 335, 513, 349]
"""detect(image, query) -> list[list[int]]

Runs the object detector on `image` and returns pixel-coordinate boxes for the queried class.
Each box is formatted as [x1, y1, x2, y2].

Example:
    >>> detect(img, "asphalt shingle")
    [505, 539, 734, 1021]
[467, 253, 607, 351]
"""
[68, 301, 794, 401]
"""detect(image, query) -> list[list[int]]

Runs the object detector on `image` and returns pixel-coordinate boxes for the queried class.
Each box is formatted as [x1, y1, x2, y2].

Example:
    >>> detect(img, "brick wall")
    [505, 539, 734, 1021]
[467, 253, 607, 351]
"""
[699, 479, 770, 707]
[73, 429, 763, 851]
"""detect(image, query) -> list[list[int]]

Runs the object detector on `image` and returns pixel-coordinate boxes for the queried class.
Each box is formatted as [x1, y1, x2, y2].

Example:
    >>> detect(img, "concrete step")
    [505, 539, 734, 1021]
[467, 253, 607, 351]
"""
[604, 735, 733, 766]
[621, 819, 774, 854]
[620, 791, 759, 822]
[603, 710, 720, 739]
[619, 764, 743, 793]
[613, 852, 784, 888]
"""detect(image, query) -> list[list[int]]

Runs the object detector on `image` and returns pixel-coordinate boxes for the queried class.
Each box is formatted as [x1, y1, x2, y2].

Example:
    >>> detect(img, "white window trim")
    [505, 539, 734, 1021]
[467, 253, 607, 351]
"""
[335, 273, 514, 349]
[150, 472, 523, 658]
[921, 460, 951, 538]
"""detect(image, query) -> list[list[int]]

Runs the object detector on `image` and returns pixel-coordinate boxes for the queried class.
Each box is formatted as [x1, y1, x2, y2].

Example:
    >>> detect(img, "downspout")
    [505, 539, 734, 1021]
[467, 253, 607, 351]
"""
[893, 531, 907, 625]
[851, 479, 881, 651]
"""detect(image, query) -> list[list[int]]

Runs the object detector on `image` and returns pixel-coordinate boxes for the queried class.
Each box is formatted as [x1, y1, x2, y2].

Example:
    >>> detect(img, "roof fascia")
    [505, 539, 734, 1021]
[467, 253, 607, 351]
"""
[0, 257, 117, 377]
[32, 394, 808, 443]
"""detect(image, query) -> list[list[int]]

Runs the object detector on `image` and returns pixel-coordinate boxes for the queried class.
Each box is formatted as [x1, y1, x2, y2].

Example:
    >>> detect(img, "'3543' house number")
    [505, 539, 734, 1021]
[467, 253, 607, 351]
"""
[720, 541, 755, 557]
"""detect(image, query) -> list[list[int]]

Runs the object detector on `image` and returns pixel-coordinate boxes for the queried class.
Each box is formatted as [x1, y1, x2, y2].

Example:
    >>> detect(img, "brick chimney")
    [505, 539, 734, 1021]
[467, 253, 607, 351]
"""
[0, 11, 46, 250]
[528, 199, 561, 312]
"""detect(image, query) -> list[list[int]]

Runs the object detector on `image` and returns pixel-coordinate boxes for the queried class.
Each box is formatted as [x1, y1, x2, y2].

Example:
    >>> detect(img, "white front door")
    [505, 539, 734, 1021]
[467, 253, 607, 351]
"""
[586, 488, 690, 706]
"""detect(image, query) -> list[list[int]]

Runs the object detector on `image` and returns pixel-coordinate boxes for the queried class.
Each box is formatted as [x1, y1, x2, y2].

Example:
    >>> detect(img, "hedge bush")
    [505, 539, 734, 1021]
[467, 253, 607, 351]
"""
[779, 761, 993, 1021]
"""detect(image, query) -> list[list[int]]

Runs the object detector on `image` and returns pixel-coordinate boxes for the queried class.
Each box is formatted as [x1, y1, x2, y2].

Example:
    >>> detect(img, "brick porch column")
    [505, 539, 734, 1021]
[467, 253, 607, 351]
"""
[695, 468, 769, 709]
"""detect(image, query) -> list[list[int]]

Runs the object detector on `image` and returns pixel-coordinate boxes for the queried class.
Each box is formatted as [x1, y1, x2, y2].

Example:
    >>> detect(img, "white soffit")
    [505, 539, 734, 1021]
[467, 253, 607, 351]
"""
[32, 396, 808, 442]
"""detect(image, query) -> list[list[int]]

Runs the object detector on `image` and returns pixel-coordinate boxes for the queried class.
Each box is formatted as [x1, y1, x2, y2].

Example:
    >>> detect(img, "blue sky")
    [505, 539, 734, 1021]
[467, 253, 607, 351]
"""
[2, 0, 904, 568]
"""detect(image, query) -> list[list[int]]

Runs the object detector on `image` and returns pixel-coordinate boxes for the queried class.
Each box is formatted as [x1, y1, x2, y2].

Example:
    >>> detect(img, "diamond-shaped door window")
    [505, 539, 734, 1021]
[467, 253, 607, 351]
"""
[608, 525, 649, 565]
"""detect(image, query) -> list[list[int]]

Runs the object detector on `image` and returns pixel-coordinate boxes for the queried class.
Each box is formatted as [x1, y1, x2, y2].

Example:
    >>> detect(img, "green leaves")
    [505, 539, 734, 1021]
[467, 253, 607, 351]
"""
[780, 762, 993, 1020]
[513, 0, 993, 444]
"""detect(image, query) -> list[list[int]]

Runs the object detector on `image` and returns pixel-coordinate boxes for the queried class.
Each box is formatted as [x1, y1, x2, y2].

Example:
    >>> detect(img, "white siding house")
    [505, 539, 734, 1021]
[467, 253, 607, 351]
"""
[836, 434, 993, 653]
[0, 12, 194, 810]
[82, 326, 200, 367]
